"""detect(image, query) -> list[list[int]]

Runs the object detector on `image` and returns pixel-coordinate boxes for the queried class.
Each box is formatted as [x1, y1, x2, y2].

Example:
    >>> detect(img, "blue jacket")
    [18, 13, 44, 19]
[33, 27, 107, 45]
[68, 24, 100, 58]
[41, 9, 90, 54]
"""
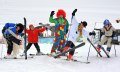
[3, 23, 21, 35]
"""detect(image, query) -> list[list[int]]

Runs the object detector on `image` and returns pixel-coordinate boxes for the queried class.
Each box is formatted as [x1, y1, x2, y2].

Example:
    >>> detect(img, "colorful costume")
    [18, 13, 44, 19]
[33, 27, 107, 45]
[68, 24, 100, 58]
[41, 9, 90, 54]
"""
[49, 9, 69, 54]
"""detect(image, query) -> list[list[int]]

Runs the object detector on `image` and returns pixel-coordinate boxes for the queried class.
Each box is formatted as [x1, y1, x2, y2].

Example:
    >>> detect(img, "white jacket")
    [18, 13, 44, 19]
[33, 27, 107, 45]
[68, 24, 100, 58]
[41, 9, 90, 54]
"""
[67, 16, 89, 42]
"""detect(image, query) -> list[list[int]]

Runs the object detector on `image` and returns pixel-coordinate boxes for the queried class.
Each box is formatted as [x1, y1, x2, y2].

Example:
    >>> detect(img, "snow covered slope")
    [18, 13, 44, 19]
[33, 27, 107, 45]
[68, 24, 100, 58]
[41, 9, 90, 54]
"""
[0, 0, 120, 72]
[0, 43, 120, 72]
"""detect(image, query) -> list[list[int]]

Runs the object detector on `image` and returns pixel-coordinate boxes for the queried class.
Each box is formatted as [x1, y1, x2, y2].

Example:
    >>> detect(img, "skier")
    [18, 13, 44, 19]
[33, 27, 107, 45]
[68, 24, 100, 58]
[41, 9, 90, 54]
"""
[23, 24, 46, 55]
[96, 19, 116, 55]
[2, 23, 24, 59]
[60, 9, 88, 60]
[49, 9, 69, 56]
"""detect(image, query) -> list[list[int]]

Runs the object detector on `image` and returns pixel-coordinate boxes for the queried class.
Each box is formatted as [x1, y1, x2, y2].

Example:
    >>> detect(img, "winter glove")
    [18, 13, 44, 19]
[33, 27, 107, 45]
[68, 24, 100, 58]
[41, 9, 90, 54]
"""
[46, 27, 48, 30]
[20, 33, 25, 37]
[45, 25, 50, 30]
[2, 27, 7, 38]
[89, 31, 96, 36]
[2, 27, 6, 34]
[50, 11, 55, 17]
[66, 29, 68, 34]
[116, 19, 120, 23]
[112, 31, 117, 37]
[72, 9, 77, 16]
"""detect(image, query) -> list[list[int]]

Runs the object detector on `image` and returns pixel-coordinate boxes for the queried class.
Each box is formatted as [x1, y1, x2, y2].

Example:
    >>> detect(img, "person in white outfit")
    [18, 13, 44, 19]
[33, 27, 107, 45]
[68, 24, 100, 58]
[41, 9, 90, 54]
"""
[61, 9, 88, 60]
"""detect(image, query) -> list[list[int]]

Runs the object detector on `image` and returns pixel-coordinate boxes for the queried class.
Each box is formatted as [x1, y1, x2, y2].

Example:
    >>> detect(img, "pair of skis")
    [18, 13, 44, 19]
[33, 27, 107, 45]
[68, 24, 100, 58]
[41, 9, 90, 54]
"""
[87, 38, 110, 58]
[53, 42, 91, 64]
[54, 38, 110, 60]
[54, 42, 85, 58]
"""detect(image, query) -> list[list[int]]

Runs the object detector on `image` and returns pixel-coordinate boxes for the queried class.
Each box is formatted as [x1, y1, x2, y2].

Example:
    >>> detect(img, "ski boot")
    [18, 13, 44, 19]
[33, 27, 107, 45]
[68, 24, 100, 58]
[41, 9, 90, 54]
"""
[13, 57, 17, 59]
[106, 47, 111, 55]
[4, 54, 12, 59]
[20, 53, 25, 57]
[96, 45, 102, 52]
[67, 54, 73, 61]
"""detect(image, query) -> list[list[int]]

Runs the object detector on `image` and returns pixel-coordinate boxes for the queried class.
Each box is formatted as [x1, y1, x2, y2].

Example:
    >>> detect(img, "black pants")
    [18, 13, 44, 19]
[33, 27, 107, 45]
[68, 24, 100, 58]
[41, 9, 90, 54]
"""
[25, 43, 40, 53]
[6, 35, 21, 55]
[65, 41, 75, 55]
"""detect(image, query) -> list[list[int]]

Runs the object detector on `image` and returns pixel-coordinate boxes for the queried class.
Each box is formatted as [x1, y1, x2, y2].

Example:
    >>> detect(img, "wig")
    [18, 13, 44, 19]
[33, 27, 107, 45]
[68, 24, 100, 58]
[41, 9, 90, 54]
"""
[56, 9, 66, 18]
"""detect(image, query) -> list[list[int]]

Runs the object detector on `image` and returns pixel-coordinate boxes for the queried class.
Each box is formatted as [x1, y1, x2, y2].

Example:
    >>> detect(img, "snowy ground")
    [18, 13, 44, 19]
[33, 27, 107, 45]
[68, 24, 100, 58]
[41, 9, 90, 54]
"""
[0, 0, 120, 72]
[0, 42, 120, 72]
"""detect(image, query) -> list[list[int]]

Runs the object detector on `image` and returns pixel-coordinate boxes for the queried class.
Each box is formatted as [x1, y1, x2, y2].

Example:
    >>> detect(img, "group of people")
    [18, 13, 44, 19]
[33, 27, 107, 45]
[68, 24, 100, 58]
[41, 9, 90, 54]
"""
[1, 9, 116, 60]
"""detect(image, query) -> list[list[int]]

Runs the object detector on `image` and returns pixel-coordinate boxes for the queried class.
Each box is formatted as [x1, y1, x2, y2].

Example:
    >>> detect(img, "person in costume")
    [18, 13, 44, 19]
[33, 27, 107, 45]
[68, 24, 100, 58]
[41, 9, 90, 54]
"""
[61, 9, 88, 60]
[49, 9, 69, 56]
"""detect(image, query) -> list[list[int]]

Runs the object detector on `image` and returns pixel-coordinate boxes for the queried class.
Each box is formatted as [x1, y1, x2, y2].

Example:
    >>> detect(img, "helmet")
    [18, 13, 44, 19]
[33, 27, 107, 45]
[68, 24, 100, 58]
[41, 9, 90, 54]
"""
[103, 19, 110, 26]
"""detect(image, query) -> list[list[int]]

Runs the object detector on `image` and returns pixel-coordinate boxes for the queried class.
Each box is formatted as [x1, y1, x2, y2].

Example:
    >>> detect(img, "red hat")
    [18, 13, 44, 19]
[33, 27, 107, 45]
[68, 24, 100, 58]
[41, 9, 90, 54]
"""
[56, 9, 66, 18]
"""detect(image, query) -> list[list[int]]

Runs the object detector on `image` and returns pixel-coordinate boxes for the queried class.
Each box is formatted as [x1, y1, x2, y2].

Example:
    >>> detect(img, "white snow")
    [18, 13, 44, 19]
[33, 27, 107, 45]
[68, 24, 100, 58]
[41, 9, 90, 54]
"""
[0, 0, 120, 72]
[0, 42, 120, 72]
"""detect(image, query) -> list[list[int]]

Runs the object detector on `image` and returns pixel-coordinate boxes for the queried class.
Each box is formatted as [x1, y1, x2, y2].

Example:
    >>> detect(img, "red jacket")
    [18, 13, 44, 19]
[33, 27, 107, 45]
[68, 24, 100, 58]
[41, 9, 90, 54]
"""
[26, 27, 46, 43]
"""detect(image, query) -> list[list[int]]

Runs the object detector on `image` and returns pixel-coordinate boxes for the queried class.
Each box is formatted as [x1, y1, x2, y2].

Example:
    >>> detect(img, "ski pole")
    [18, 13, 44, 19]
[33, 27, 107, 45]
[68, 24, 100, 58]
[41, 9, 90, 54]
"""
[0, 44, 3, 60]
[86, 22, 97, 61]
[86, 35, 94, 62]
[87, 43, 91, 62]
[114, 44, 117, 57]
[1, 38, 4, 60]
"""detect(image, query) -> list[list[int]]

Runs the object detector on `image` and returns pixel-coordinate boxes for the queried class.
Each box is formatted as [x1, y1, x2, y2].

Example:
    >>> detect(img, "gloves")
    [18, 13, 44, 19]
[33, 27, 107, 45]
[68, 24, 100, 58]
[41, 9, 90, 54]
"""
[2, 27, 6, 34]
[45, 25, 50, 30]
[89, 31, 96, 36]
[20, 33, 25, 37]
[65, 29, 68, 34]
[46, 27, 48, 30]
[116, 20, 120, 23]
[112, 31, 117, 37]
[2, 27, 7, 38]
[50, 11, 55, 17]
[72, 9, 77, 16]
